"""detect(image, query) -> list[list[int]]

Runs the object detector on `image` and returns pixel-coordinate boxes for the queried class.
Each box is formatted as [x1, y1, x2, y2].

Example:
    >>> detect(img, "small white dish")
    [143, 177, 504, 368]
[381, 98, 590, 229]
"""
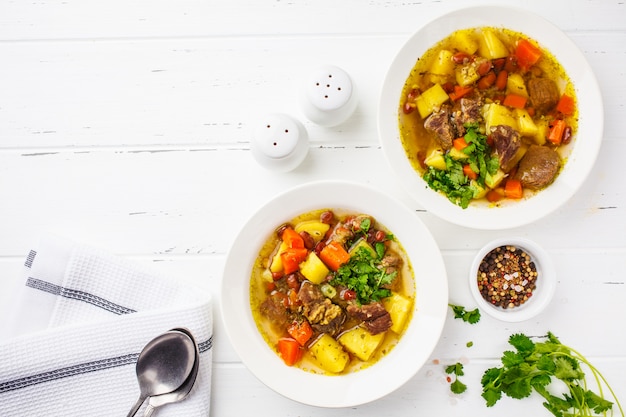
[221, 180, 448, 407]
[469, 237, 556, 322]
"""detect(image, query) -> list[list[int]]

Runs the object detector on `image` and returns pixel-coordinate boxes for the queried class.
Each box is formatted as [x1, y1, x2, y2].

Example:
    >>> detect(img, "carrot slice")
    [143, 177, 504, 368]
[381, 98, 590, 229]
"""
[449, 85, 473, 101]
[281, 228, 304, 249]
[287, 320, 313, 346]
[503, 93, 528, 109]
[556, 94, 576, 116]
[281, 248, 308, 274]
[547, 119, 567, 145]
[463, 164, 478, 180]
[319, 241, 350, 271]
[277, 338, 302, 366]
[504, 179, 524, 199]
[515, 39, 542, 70]
[453, 137, 468, 151]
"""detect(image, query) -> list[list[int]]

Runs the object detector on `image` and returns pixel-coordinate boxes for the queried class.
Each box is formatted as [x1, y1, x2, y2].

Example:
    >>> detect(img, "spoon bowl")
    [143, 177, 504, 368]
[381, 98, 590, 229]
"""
[142, 328, 200, 417]
[126, 329, 197, 417]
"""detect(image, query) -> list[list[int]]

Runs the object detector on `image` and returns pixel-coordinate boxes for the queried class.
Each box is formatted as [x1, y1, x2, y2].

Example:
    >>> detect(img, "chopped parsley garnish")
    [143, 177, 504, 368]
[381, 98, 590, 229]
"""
[423, 124, 499, 209]
[329, 246, 396, 305]
[449, 303, 481, 324]
[481, 332, 623, 417]
[446, 362, 468, 394]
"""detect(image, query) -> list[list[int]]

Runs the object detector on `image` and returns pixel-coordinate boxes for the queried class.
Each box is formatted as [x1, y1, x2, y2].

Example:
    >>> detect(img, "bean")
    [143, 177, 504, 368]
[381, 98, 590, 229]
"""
[477, 60, 492, 76]
[562, 126, 573, 144]
[495, 70, 508, 90]
[452, 52, 471, 64]
[276, 224, 289, 238]
[477, 71, 496, 90]
[299, 231, 315, 250]
[320, 211, 334, 224]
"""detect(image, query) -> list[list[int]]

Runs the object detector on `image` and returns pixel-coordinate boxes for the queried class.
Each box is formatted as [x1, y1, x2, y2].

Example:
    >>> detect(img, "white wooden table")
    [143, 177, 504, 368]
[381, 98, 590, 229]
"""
[1, 0, 624, 415]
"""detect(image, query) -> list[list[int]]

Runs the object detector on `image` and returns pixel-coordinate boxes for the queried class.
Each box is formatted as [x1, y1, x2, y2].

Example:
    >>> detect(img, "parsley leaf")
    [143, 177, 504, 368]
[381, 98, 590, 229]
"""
[445, 362, 467, 394]
[329, 246, 395, 305]
[481, 332, 623, 417]
[448, 303, 481, 324]
[423, 124, 499, 209]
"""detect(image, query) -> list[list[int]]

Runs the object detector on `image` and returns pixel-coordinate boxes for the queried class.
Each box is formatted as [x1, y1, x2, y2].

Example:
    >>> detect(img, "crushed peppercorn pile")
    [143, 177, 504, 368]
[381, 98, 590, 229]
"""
[477, 245, 537, 308]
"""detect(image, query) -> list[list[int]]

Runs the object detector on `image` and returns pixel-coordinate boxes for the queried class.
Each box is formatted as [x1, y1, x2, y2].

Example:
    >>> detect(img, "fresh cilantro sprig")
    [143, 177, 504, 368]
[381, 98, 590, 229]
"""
[423, 124, 499, 209]
[446, 362, 468, 394]
[481, 332, 624, 417]
[449, 303, 481, 324]
[330, 246, 396, 305]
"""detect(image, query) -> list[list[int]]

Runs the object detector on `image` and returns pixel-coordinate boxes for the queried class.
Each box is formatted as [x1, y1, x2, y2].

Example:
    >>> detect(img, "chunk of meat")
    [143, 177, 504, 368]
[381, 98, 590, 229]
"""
[490, 125, 522, 172]
[528, 78, 560, 114]
[260, 293, 291, 329]
[297, 281, 346, 336]
[514, 145, 561, 190]
[346, 302, 392, 335]
[424, 106, 454, 150]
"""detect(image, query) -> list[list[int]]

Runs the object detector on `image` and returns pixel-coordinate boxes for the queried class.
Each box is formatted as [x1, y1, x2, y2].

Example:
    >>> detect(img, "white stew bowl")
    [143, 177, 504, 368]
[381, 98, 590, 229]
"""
[221, 180, 448, 407]
[378, 6, 603, 229]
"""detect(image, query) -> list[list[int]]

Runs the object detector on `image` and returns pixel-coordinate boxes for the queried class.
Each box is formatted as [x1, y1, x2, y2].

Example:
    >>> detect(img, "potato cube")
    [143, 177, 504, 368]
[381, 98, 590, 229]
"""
[416, 84, 449, 119]
[478, 29, 509, 59]
[455, 63, 480, 87]
[349, 238, 377, 258]
[269, 241, 288, 273]
[429, 49, 455, 84]
[485, 169, 506, 189]
[309, 333, 349, 374]
[338, 327, 385, 361]
[294, 220, 330, 243]
[513, 108, 538, 137]
[382, 292, 413, 334]
[483, 103, 517, 133]
[471, 180, 487, 199]
[424, 149, 447, 170]
[451, 29, 478, 54]
[298, 251, 330, 284]
[506, 73, 528, 98]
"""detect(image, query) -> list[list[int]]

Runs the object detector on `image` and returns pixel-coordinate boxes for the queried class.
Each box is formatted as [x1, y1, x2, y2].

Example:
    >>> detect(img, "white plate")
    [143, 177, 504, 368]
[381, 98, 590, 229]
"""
[378, 6, 603, 229]
[221, 180, 448, 407]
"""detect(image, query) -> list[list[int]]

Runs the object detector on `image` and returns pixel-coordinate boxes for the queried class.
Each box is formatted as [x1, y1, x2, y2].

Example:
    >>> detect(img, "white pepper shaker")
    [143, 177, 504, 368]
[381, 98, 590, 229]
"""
[299, 65, 358, 127]
[250, 113, 309, 172]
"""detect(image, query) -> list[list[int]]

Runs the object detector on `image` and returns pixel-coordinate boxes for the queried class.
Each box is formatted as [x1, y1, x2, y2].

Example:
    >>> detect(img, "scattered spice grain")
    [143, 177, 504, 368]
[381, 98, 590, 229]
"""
[477, 245, 537, 309]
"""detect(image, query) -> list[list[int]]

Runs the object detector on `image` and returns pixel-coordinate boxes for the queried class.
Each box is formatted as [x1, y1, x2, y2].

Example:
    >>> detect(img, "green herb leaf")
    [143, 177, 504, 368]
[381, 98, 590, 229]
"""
[330, 246, 395, 305]
[423, 124, 499, 209]
[450, 379, 468, 394]
[480, 332, 623, 417]
[449, 304, 481, 324]
[445, 362, 467, 394]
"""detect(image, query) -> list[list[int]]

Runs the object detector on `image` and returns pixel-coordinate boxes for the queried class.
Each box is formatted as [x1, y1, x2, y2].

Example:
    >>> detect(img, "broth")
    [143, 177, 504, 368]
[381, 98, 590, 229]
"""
[250, 209, 415, 375]
[399, 27, 578, 208]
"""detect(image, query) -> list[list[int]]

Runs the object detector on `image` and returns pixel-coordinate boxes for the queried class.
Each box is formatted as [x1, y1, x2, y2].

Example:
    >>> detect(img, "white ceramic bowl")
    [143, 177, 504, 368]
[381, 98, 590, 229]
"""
[378, 6, 603, 229]
[469, 237, 556, 322]
[221, 180, 448, 407]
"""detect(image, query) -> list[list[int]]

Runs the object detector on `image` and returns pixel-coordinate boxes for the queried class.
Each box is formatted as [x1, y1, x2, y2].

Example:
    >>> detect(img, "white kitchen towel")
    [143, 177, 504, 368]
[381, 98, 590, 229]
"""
[0, 234, 213, 417]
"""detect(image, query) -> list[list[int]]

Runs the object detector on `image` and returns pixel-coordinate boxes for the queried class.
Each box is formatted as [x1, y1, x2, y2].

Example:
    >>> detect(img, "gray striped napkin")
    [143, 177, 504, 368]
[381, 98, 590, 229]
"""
[0, 234, 212, 417]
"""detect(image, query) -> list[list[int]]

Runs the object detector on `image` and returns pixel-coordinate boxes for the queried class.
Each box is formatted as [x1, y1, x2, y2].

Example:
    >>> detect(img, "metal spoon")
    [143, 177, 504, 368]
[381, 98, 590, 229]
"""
[126, 329, 197, 417]
[142, 328, 200, 417]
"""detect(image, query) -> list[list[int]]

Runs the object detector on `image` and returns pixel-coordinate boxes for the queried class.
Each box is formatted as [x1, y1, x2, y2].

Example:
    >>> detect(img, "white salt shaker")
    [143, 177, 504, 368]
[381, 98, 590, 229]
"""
[299, 65, 358, 127]
[250, 113, 309, 172]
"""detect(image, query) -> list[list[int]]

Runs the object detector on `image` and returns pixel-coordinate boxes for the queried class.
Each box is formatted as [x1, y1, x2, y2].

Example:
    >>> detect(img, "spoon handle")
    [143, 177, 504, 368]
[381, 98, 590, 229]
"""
[143, 404, 156, 417]
[126, 395, 146, 417]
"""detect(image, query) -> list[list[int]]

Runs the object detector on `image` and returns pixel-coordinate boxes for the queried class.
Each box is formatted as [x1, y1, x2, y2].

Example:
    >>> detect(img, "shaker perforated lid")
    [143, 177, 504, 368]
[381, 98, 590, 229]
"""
[299, 65, 358, 127]
[250, 113, 309, 172]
